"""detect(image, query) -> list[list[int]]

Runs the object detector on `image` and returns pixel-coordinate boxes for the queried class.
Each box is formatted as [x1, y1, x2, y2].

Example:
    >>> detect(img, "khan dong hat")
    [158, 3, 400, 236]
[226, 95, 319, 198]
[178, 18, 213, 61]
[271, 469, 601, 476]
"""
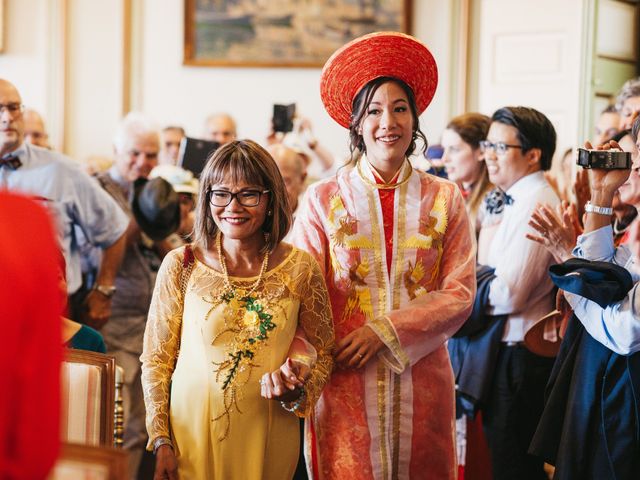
[132, 177, 181, 241]
[320, 31, 438, 128]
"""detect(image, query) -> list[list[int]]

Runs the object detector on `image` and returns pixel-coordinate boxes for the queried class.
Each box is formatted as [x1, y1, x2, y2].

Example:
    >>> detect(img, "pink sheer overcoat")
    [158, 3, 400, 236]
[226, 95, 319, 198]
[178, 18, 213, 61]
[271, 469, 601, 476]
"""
[293, 163, 476, 479]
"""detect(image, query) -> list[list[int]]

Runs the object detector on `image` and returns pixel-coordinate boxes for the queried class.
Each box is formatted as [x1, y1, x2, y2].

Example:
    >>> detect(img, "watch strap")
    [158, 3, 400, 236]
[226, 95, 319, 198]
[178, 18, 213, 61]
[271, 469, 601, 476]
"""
[585, 201, 613, 216]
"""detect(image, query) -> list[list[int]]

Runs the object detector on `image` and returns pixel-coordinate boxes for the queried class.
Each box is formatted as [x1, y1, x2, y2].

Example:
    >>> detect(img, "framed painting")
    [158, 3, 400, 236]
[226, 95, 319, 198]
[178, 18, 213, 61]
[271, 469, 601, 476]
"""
[184, 0, 411, 67]
[0, 0, 4, 53]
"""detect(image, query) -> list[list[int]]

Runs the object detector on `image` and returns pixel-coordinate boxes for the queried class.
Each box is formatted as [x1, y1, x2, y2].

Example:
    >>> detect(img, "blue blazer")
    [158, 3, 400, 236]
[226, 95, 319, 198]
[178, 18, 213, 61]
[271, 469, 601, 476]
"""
[529, 259, 640, 480]
[449, 265, 507, 417]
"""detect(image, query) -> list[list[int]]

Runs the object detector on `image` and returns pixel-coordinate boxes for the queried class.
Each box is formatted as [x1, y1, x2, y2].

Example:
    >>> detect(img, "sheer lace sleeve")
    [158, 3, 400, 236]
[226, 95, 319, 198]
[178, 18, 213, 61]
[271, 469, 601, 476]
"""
[291, 252, 335, 417]
[287, 325, 318, 369]
[140, 248, 185, 449]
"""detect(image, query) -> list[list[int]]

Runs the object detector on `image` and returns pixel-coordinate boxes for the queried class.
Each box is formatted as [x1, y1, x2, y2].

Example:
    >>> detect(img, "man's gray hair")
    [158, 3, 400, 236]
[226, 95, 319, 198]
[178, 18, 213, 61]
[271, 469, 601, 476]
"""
[113, 112, 159, 153]
[615, 77, 640, 112]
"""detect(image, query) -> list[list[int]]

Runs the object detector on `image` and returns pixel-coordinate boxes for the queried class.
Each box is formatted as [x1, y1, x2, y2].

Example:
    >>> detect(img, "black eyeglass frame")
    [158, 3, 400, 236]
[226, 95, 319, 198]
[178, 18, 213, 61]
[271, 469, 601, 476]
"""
[208, 189, 270, 207]
[479, 140, 523, 156]
[0, 103, 25, 116]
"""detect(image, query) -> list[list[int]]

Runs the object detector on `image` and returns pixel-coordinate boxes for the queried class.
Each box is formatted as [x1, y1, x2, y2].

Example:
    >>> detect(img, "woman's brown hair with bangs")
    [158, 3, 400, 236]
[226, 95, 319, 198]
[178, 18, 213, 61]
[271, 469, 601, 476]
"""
[193, 139, 291, 253]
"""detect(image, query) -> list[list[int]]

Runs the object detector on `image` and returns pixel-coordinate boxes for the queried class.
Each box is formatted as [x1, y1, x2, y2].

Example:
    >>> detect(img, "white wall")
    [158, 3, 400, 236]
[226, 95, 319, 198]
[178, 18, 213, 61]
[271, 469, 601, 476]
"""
[66, 0, 124, 159]
[0, 0, 50, 132]
[0, 0, 454, 162]
[140, 0, 453, 160]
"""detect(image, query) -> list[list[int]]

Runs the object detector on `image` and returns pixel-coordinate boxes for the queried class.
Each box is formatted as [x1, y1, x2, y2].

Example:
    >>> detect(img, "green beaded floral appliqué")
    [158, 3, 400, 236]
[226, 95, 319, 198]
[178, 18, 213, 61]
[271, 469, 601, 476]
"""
[209, 289, 276, 439]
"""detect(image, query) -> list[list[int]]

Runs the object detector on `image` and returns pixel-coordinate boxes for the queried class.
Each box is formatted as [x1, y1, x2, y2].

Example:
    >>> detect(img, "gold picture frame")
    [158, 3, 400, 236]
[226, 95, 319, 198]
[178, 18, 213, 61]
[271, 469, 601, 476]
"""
[184, 0, 411, 67]
[0, 0, 5, 53]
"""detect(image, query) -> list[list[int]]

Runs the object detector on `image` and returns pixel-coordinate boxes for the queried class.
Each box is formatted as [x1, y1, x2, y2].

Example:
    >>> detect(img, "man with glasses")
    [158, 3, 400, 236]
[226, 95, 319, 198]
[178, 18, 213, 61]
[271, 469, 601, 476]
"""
[472, 106, 560, 479]
[0, 78, 128, 328]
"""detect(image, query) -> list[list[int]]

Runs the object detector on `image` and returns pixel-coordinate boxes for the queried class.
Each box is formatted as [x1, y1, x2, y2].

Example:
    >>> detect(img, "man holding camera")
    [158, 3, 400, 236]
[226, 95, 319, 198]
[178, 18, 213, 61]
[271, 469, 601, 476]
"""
[526, 115, 640, 479]
[471, 106, 560, 479]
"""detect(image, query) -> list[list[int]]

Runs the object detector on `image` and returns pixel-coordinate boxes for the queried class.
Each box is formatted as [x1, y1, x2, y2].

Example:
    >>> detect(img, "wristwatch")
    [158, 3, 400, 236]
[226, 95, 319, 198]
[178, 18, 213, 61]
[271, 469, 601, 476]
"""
[94, 284, 117, 298]
[584, 201, 613, 216]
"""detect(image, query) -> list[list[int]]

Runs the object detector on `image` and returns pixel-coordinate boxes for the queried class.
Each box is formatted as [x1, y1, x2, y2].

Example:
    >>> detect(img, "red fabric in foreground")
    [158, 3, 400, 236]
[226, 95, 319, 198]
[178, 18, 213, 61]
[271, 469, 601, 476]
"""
[0, 192, 62, 479]
[465, 412, 493, 480]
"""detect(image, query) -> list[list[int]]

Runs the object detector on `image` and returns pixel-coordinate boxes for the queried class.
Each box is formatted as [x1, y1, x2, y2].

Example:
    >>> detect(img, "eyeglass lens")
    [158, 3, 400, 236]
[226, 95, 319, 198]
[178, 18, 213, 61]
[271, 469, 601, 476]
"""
[209, 190, 266, 207]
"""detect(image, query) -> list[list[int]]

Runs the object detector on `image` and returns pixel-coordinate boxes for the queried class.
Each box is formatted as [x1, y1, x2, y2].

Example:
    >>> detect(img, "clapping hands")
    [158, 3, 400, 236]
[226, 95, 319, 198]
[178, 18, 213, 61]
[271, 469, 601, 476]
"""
[526, 201, 579, 263]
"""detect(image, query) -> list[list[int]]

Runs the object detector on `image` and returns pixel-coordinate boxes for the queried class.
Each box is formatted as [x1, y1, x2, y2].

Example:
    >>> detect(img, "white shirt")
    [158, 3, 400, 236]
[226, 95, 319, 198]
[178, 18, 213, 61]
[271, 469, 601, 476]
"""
[481, 171, 560, 342]
[564, 224, 640, 355]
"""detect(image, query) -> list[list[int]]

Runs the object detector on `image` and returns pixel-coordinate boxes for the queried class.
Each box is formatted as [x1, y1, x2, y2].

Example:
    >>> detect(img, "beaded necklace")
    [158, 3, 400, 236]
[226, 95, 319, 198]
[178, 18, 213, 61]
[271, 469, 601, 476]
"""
[216, 232, 270, 299]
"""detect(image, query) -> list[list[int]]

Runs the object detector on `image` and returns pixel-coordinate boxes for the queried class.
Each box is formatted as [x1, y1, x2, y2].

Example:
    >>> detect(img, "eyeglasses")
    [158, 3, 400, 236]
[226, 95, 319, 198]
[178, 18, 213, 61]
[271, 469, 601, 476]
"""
[479, 140, 522, 156]
[0, 103, 25, 116]
[127, 149, 158, 161]
[209, 189, 270, 207]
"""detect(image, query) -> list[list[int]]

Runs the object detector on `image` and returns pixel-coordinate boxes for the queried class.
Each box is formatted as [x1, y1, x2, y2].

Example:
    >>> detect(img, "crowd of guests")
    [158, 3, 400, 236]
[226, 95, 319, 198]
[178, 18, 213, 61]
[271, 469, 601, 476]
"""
[2, 30, 640, 480]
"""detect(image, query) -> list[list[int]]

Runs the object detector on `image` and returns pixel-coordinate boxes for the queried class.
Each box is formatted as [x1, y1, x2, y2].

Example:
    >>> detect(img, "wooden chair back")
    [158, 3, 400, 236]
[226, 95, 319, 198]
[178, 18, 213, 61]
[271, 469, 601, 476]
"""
[60, 349, 115, 446]
[47, 442, 128, 480]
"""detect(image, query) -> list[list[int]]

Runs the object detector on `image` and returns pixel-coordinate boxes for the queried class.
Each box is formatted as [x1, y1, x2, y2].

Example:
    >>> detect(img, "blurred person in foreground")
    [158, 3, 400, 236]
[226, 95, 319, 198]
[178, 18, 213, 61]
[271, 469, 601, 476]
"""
[0, 192, 62, 479]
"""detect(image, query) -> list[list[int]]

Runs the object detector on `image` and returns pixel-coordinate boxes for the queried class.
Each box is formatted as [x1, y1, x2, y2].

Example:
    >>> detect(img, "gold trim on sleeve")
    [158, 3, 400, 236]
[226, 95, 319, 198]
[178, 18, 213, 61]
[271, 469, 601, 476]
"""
[368, 316, 409, 374]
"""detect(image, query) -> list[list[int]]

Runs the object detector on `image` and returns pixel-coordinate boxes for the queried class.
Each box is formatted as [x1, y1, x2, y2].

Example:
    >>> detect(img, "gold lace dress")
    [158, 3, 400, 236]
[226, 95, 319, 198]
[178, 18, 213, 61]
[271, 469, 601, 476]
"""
[141, 246, 335, 479]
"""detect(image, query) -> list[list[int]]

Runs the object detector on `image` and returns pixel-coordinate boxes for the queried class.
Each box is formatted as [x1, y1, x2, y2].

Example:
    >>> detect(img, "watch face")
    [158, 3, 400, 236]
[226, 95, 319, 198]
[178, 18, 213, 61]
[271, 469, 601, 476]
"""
[97, 285, 117, 297]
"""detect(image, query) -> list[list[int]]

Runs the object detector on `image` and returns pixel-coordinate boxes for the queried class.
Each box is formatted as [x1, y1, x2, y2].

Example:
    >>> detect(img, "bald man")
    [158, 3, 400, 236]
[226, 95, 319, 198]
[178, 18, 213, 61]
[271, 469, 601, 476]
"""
[203, 112, 237, 144]
[268, 144, 307, 227]
[23, 108, 50, 148]
[0, 78, 128, 328]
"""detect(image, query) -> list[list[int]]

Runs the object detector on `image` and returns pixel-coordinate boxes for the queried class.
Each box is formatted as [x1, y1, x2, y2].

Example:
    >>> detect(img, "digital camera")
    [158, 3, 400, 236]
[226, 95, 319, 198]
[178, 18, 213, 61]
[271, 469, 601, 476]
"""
[576, 148, 631, 170]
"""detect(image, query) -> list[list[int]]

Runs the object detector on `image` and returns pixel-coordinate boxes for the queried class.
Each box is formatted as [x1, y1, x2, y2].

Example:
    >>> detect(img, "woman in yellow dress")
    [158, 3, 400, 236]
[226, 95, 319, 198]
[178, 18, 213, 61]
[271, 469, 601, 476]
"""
[141, 140, 335, 479]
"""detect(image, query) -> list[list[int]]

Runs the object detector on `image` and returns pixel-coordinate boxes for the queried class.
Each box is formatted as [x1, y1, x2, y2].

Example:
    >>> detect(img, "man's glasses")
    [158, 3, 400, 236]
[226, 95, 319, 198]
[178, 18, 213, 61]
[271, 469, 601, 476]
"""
[127, 149, 158, 161]
[209, 189, 270, 207]
[0, 103, 25, 116]
[479, 141, 522, 156]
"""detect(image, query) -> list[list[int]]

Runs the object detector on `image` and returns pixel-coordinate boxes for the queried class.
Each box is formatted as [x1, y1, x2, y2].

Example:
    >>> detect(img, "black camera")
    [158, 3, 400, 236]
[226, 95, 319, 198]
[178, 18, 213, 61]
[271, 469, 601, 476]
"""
[178, 137, 220, 178]
[576, 148, 631, 170]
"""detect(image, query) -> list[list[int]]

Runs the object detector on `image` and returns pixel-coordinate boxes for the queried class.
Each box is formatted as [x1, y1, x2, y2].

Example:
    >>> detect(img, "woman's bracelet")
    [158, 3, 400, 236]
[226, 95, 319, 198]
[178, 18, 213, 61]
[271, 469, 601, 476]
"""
[153, 436, 174, 455]
[281, 388, 306, 413]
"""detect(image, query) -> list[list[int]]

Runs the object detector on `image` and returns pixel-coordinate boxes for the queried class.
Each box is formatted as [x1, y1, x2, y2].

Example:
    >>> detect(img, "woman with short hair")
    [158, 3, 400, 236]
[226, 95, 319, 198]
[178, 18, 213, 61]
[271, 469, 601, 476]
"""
[141, 139, 334, 479]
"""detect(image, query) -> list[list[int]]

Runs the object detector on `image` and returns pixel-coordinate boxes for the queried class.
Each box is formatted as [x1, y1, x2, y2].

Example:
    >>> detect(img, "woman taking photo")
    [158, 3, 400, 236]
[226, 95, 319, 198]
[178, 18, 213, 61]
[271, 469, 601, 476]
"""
[293, 32, 476, 479]
[441, 112, 493, 233]
[141, 140, 334, 479]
